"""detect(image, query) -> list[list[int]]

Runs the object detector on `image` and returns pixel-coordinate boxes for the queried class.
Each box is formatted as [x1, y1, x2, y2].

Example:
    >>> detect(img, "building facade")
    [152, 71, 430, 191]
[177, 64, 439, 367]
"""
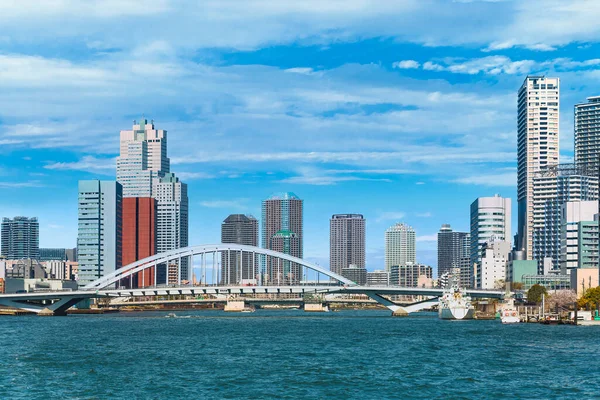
[517, 76, 560, 260]
[575, 96, 600, 171]
[476, 240, 510, 289]
[269, 230, 301, 284]
[1, 217, 39, 260]
[221, 214, 259, 284]
[437, 224, 470, 281]
[77, 180, 122, 286]
[470, 195, 511, 269]
[341, 265, 367, 285]
[330, 214, 365, 276]
[261, 193, 303, 282]
[39, 248, 77, 262]
[366, 270, 390, 286]
[122, 197, 156, 287]
[384, 223, 416, 271]
[560, 200, 598, 274]
[390, 263, 433, 287]
[532, 164, 598, 272]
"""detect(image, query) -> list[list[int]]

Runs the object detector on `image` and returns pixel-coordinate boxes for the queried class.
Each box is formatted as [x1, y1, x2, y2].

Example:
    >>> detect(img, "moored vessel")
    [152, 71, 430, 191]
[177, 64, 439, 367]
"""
[438, 285, 474, 320]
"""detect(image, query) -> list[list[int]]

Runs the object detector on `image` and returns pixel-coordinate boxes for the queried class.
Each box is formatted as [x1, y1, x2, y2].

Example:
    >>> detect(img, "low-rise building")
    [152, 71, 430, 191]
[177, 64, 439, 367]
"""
[521, 273, 570, 291]
[390, 263, 433, 287]
[341, 264, 367, 285]
[507, 260, 538, 284]
[570, 268, 599, 298]
[366, 270, 389, 286]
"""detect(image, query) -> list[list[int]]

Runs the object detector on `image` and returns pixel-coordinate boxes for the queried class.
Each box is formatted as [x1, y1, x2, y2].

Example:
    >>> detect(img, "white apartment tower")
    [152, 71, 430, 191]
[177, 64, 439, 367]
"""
[470, 195, 511, 268]
[116, 118, 189, 282]
[384, 223, 416, 271]
[517, 76, 560, 259]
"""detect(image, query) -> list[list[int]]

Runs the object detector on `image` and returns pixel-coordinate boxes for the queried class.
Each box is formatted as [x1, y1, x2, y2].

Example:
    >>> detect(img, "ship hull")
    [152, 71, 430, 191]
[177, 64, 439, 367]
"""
[439, 307, 475, 320]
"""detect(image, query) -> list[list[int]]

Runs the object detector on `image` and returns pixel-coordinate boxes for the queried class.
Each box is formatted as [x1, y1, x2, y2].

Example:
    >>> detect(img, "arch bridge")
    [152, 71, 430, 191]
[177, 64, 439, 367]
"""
[0, 244, 506, 315]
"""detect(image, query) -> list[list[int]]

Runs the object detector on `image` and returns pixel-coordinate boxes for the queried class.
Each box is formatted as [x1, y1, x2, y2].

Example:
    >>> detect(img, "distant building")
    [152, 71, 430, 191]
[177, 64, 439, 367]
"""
[560, 201, 598, 274]
[221, 214, 259, 284]
[384, 223, 416, 271]
[122, 197, 157, 287]
[341, 264, 367, 285]
[366, 270, 389, 286]
[507, 260, 538, 284]
[575, 96, 600, 171]
[390, 263, 433, 287]
[532, 164, 598, 271]
[517, 76, 560, 260]
[521, 272, 570, 291]
[39, 248, 77, 262]
[470, 195, 511, 268]
[437, 224, 470, 281]
[570, 268, 599, 297]
[330, 214, 365, 276]
[476, 240, 510, 289]
[262, 193, 303, 283]
[269, 230, 301, 284]
[1, 217, 39, 260]
[77, 180, 122, 286]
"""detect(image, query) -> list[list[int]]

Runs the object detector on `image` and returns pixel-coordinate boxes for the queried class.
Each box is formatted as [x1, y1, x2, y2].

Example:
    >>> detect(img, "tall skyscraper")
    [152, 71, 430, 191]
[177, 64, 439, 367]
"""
[517, 76, 560, 259]
[122, 197, 156, 287]
[384, 223, 416, 271]
[330, 214, 365, 276]
[437, 224, 469, 280]
[221, 214, 259, 284]
[532, 164, 598, 272]
[261, 192, 303, 283]
[1, 217, 39, 260]
[470, 195, 511, 269]
[575, 96, 600, 171]
[117, 119, 188, 284]
[77, 180, 122, 286]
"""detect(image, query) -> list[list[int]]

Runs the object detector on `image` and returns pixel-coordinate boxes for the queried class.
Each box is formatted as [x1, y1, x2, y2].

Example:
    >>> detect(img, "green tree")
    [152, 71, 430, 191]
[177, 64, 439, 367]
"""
[577, 286, 600, 310]
[527, 284, 547, 304]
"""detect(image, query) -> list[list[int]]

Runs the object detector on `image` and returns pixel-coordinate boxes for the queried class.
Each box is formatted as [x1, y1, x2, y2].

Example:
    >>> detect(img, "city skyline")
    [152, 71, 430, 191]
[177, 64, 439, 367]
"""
[4, 2, 600, 273]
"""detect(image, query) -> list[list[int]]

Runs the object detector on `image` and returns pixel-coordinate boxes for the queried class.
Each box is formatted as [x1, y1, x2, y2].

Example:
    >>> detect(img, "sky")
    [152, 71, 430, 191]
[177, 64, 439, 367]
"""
[2, 0, 600, 275]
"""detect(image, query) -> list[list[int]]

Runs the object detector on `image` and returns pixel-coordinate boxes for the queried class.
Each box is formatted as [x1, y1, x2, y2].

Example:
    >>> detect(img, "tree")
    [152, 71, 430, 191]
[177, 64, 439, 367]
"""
[547, 290, 577, 310]
[526, 284, 547, 304]
[512, 282, 523, 290]
[577, 286, 600, 310]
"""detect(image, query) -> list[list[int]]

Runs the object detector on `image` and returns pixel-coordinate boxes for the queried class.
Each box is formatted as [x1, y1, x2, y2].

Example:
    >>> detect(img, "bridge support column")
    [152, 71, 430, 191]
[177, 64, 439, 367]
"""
[224, 299, 247, 312]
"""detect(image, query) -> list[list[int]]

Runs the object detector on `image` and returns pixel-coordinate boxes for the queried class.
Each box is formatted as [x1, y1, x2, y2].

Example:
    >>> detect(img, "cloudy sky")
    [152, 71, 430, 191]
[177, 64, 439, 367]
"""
[2, 0, 600, 273]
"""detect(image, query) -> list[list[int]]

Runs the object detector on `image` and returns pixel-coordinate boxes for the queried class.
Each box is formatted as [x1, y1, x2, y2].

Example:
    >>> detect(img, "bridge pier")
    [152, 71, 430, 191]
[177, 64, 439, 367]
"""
[224, 300, 247, 312]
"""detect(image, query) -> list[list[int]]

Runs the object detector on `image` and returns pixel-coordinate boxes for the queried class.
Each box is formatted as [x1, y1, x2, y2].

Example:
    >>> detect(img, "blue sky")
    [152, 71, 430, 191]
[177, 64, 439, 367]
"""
[2, 0, 600, 274]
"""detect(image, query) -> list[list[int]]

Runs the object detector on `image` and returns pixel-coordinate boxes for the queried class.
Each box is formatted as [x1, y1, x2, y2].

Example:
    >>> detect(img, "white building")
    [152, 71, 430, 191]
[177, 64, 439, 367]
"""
[517, 76, 560, 260]
[532, 164, 598, 272]
[575, 96, 600, 171]
[366, 270, 390, 286]
[561, 200, 598, 274]
[470, 195, 511, 268]
[476, 240, 510, 289]
[77, 180, 122, 286]
[384, 223, 416, 271]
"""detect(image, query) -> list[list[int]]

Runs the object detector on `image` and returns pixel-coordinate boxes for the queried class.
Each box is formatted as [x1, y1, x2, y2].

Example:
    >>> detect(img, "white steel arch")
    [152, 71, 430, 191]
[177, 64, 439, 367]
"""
[83, 244, 355, 290]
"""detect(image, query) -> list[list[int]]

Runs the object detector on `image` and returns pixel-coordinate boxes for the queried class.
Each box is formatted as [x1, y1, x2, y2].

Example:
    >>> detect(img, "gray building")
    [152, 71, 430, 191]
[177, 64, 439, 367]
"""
[77, 180, 122, 286]
[366, 270, 389, 286]
[220, 214, 259, 284]
[39, 248, 77, 262]
[390, 264, 433, 287]
[1, 217, 39, 260]
[437, 224, 469, 280]
[341, 265, 367, 285]
[330, 214, 365, 276]
[575, 96, 600, 171]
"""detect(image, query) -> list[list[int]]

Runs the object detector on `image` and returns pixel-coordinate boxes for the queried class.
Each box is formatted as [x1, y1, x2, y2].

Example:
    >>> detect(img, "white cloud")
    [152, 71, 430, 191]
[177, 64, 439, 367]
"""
[415, 212, 432, 218]
[393, 60, 420, 69]
[200, 199, 249, 209]
[376, 212, 406, 223]
[44, 156, 117, 173]
[0, 181, 45, 188]
[416, 234, 437, 242]
[452, 172, 516, 187]
[176, 172, 215, 180]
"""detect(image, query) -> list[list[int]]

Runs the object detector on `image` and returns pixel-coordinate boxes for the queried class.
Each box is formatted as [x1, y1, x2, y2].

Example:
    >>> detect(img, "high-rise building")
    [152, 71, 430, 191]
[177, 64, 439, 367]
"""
[221, 214, 259, 284]
[117, 119, 188, 284]
[122, 197, 156, 287]
[517, 76, 560, 259]
[532, 164, 598, 271]
[261, 193, 303, 283]
[384, 223, 416, 271]
[330, 214, 365, 276]
[575, 96, 600, 171]
[1, 217, 39, 260]
[560, 200, 598, 274]
[77, 180, 122, 286]
[437, 224, 469, 280]
[470, 195, 511, 268]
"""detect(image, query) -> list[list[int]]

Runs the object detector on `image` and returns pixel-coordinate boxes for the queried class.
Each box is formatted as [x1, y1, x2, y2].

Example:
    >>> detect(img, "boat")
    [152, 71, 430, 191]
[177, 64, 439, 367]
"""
[499, 298, 520, 324]
[438, 284, 474, 320]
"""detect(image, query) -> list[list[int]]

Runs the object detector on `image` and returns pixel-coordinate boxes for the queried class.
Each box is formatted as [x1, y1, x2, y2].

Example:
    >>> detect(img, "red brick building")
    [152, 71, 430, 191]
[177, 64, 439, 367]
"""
[122, 197, 156, 287]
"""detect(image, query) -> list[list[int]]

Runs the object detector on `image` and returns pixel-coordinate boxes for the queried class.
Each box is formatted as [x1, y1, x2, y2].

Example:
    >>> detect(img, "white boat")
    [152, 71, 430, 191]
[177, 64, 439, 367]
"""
[499, 297, 520, 324]
[438, 285, 474, 320]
